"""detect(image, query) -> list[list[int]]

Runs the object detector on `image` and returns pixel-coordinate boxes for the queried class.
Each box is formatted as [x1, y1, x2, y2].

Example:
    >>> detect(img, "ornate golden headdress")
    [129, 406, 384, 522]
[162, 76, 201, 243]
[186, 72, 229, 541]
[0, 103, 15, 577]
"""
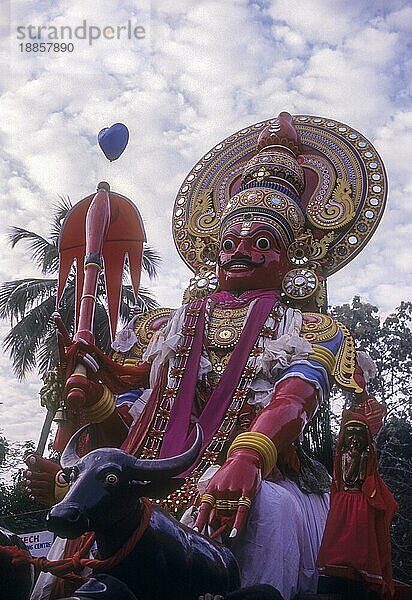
[173, 112, 387, 305]
[220, 112, 305, 249]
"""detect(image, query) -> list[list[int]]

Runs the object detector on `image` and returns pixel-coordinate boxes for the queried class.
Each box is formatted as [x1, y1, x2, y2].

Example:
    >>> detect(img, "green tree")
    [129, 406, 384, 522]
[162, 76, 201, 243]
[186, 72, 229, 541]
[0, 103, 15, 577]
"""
[0, 433, 46, 531]
[0, 197, 161, 380]
[330, 297, 412, 421]
[377, 417, 412, 584]
[0, 434, 38, 514]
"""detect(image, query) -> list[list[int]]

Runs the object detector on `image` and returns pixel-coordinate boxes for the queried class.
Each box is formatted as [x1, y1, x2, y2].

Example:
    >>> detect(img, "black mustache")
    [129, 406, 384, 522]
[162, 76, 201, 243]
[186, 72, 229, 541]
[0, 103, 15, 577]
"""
[218, 255, 265, 269]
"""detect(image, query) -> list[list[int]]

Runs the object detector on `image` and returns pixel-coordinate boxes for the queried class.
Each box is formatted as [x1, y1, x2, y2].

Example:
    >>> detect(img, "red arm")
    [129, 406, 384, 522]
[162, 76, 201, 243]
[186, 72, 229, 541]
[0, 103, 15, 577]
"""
[195, 377, 318, 536]
[250, 377, 318, 447]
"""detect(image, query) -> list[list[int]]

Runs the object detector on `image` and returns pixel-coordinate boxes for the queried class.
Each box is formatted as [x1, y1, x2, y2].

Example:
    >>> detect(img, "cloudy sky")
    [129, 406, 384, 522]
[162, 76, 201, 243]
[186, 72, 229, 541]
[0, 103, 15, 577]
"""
[0, 0, 410, 448]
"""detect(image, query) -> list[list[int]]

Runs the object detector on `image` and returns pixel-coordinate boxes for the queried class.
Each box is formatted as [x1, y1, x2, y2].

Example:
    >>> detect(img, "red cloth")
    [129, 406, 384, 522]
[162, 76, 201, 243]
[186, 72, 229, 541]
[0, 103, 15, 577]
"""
[356, 397, 387, 436]
[50, 538, 84, 598]
[317, 411, 398, 599]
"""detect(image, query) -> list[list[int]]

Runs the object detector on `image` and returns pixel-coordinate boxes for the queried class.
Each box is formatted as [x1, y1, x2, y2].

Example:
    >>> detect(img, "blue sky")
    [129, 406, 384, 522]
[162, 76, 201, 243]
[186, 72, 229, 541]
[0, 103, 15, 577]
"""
[0, 0, 411, 446]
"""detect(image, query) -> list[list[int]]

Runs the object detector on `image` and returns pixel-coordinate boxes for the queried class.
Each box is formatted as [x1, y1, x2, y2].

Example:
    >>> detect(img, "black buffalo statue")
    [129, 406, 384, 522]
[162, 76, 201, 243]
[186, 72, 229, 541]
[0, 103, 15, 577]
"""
[47, 424, 240, 600]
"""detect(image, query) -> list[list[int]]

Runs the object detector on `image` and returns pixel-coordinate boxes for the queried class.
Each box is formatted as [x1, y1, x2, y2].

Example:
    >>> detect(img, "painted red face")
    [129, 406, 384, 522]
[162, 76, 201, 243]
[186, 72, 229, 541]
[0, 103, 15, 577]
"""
[217, 222, 288, 291]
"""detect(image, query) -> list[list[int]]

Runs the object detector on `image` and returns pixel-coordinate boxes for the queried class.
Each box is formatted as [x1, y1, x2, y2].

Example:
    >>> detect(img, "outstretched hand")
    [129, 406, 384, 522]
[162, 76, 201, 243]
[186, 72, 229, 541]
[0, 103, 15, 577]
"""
[23, 454, 67, 507]
[194, 449, 261, 539]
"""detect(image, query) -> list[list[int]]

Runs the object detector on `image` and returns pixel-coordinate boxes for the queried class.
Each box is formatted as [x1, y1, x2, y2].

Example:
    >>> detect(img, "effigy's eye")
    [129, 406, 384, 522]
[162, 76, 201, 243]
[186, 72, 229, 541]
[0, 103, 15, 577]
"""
[222, 239, 235, 251]
[256, 237, 271, 250]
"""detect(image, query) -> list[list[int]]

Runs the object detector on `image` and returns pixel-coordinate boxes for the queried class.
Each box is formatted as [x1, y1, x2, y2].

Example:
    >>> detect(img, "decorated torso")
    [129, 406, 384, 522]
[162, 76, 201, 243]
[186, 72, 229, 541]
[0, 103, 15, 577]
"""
[112, 292, 361, 513]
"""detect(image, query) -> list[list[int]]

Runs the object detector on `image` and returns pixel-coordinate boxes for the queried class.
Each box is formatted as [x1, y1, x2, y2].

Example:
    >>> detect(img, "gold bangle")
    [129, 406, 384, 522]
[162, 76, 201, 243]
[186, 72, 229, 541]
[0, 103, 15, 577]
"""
[215, 499, 239, 511]
[81, 294, 96, 301]
[238, 496, 252, 508]
[200, 493, 216, 507]
[83, 386, 115, 423]
[72, 372, 87, 378]
[68, 387, 86, 395]
[84, 262, 102, 270]
[227, 432, 278, 478]
[85, 387, 114, 421]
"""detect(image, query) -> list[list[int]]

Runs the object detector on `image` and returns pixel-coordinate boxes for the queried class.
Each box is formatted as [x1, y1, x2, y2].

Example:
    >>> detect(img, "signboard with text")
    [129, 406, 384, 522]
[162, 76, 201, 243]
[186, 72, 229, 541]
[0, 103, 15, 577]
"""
[17, 531, 54, 557]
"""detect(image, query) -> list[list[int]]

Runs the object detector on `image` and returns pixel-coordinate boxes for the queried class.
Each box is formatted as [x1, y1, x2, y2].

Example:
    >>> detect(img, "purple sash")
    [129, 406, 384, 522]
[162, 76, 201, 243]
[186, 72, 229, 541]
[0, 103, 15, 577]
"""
[159, 290, 280, 458]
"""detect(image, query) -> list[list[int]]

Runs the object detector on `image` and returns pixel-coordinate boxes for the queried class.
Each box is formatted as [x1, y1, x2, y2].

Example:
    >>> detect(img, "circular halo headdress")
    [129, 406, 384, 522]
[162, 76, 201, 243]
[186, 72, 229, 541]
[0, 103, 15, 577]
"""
[172, 112, 387, 306]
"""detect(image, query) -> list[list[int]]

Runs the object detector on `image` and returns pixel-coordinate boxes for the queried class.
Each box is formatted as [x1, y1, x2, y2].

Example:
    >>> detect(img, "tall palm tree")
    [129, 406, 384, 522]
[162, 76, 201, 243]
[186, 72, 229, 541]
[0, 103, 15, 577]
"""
[0, 197, 161, 379]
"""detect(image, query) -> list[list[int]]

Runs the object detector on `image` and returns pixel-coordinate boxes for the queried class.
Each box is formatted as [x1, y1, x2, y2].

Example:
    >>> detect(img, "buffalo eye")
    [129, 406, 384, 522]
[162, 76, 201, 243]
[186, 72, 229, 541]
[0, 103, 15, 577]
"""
[255, 236, 271, 250]
[104, 473, 119, 486]
[222, 239, 235, 252]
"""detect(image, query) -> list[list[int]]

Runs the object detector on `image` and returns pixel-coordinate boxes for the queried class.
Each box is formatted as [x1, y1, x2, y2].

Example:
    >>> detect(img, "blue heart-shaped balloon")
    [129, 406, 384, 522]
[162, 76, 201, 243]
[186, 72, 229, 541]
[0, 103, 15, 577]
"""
[98, 123, 129, 161]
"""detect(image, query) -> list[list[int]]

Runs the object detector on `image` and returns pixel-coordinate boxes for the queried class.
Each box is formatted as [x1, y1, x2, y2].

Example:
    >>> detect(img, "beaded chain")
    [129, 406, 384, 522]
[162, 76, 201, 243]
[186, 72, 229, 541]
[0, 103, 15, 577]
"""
[137, 299, 285, 515]
[138, 300, 203, 460]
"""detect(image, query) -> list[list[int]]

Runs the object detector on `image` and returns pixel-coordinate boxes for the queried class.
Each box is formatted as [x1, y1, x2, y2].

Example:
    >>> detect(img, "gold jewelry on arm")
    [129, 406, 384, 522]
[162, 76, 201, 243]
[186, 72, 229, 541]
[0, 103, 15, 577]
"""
[83, 385, 116, 423]
[200, 493, 216, 507]
[227, 431, 278, 478]
[238, 496, 252, 508]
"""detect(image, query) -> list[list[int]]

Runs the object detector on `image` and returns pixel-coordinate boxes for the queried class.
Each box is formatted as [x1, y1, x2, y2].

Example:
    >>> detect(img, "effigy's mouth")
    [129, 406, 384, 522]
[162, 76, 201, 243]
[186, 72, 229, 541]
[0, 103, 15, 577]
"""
[218, 256, 265, 271]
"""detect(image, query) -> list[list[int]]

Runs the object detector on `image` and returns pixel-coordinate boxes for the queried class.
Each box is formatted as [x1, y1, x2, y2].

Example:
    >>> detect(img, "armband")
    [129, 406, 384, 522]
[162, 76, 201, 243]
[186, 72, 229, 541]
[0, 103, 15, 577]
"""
[302, 313, 362, 393]
[227, 432, 278, 477]
[83, 385, 116, 423]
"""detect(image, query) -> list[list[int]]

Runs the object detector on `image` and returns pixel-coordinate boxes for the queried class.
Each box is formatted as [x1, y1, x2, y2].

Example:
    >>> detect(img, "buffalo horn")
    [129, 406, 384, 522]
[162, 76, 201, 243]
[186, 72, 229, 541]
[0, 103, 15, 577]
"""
[61, 423, 90, 468]
[130, 424, 203, 479]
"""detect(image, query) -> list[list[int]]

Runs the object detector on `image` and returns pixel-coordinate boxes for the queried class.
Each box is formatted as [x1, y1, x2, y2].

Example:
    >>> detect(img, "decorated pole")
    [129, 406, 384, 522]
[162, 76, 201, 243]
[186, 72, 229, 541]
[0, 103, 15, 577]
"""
[56, 181, 146, 409]
[75, 182, 111, 345]
[64, 181, 111, 407]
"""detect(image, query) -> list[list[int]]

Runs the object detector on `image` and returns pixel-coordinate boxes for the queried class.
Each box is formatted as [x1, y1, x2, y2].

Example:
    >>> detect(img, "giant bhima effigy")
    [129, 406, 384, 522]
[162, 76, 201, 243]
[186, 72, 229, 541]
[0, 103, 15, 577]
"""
[25, 112, 397, 600]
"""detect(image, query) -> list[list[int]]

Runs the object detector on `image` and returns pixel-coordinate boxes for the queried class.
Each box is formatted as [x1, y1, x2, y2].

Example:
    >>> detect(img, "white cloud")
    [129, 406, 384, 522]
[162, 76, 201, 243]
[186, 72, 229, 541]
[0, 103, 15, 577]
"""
[0, 0, 410, 445]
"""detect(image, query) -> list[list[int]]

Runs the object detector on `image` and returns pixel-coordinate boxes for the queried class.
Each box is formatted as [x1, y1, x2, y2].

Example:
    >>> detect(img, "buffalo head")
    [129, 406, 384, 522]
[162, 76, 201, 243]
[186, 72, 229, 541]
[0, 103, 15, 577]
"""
[47, 424, 203, 539]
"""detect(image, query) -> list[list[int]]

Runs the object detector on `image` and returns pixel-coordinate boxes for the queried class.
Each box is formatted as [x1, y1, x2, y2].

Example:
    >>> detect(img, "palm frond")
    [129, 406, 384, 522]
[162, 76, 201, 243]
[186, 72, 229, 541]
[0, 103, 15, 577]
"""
[93, 301, 112, 353]
[8, 228, 59, 275]
[118, 285, 137, 322]
[36, 324, 60, 376]
[56, 280, 76, 337]
[3, 296, 56, 379]
[117, 285, 159, 323]
[50, 196, 72, 243]
[133, 286, 159, 314]
[142, 244, 161, 279]
[0, 279, 57, 322]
